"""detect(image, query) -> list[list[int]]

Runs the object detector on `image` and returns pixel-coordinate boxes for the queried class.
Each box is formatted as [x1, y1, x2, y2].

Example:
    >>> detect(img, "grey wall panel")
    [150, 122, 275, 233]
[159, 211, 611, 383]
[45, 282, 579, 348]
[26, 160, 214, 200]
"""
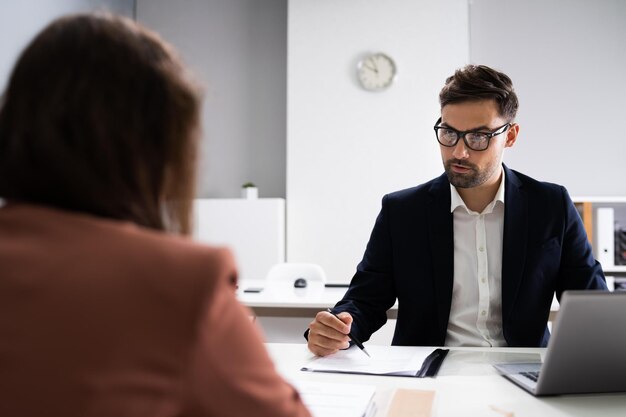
[137, 0, 287, 198]
[0, 1, 134, 93]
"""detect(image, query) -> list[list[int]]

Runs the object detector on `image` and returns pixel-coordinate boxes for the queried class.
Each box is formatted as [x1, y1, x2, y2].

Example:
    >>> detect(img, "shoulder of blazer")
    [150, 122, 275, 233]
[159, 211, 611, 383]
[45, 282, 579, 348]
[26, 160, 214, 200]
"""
[379, 173, 450, 220]
[385, 172, 449, 204]
[505, 165, 566, 200]
[6, 203, 238, 290]
[116, 227, 238, 289]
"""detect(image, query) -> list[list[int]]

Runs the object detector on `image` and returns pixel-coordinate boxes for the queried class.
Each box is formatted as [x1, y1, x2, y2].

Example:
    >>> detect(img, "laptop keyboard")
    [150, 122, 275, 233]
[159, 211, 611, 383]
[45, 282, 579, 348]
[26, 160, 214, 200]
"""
[521, 371, 540, 382]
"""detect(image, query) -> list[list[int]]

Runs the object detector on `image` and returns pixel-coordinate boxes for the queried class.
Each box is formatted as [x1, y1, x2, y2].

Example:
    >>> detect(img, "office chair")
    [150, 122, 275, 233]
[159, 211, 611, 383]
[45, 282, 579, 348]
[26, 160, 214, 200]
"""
[265, 263, 327, 288]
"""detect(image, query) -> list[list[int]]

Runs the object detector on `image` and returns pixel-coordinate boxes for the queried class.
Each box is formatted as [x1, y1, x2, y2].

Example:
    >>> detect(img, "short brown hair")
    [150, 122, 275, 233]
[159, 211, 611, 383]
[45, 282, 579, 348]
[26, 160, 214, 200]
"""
[0, 13, 201, 234]
[439, 64, 518, 121]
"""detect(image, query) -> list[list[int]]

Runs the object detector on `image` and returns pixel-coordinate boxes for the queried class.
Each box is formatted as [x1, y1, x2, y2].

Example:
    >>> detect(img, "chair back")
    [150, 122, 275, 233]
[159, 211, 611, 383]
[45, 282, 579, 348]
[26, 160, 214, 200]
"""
[266, 263, 327, 285]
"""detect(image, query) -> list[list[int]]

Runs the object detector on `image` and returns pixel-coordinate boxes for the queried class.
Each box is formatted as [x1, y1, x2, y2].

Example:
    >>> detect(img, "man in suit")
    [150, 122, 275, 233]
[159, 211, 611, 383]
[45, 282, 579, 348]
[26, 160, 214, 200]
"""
[306, 64, 607, 356]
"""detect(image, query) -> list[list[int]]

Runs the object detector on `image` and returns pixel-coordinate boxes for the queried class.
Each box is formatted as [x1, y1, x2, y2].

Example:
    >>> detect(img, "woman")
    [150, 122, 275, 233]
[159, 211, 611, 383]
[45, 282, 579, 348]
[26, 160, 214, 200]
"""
[0, 13, 310, 417]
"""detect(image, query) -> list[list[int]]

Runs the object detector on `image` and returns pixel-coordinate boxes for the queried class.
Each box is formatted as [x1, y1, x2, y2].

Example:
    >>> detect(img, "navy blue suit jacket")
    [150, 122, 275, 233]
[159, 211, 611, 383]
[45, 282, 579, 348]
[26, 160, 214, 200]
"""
[333, 165, 607, 347]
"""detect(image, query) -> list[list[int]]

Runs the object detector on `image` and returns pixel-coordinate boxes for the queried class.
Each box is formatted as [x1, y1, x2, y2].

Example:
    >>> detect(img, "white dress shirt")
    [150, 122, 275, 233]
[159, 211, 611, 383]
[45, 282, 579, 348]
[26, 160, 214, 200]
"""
[444, 169, 507, 347]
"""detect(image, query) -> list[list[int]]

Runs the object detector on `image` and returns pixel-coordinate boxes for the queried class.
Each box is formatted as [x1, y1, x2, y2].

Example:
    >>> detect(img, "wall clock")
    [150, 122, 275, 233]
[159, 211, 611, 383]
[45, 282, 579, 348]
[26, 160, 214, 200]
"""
[356, 52, 396, 91]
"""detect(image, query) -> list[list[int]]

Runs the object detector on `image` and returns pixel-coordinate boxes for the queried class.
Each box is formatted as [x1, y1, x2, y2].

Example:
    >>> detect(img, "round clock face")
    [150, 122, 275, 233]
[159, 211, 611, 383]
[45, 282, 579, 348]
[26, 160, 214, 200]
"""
[356, 53, 396, 91]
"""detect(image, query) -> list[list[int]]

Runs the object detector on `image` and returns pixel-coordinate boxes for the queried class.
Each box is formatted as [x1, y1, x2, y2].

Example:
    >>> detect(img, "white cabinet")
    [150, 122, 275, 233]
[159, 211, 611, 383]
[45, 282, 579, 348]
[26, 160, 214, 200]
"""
[193, 199, 285, 281]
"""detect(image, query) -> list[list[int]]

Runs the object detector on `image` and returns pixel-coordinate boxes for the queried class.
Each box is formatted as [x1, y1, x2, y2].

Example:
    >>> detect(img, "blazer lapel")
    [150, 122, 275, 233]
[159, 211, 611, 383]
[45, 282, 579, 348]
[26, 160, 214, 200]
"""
[427, 173, 454, 339]
[501, 165, 528, 323]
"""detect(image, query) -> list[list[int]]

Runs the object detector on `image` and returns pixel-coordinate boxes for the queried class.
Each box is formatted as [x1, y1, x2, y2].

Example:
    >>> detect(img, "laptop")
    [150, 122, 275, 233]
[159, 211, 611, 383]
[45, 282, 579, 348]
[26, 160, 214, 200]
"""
[494, 290, 626, 396]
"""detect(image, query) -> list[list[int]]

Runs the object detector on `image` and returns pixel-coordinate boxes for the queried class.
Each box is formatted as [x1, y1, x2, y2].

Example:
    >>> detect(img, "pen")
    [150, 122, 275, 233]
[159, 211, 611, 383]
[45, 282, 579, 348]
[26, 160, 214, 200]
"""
[326, 308, 370, 357]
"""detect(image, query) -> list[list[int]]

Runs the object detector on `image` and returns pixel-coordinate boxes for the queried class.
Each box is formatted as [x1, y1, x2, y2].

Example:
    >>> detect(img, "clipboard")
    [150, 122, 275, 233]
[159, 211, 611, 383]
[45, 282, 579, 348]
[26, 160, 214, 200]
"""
[301, 346, 448, 378]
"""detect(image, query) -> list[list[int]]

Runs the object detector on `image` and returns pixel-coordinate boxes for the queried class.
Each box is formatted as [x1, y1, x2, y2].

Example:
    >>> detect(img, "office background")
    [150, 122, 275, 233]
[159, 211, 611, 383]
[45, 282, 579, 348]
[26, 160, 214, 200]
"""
[1, 0, 624, 283]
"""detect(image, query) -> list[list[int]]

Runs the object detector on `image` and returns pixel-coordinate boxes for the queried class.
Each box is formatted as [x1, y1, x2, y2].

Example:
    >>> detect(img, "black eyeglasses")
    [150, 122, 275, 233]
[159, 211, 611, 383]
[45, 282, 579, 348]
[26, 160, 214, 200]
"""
[433, 117, 511, 151]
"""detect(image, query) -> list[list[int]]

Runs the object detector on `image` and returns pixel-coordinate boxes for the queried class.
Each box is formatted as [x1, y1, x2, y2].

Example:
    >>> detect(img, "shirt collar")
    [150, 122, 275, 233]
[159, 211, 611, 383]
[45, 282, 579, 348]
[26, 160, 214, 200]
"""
[450, 166, 506, 214]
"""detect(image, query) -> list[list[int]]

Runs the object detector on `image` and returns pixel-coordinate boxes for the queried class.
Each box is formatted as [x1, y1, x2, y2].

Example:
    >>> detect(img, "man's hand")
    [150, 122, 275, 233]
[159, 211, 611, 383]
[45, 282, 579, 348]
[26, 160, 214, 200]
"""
[307, 310, 353, 356]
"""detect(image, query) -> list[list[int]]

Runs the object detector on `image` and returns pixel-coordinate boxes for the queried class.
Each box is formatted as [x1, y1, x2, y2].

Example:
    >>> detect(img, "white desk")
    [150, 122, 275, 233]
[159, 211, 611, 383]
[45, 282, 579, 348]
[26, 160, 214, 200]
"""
[267, 343, 626, 417]
[239, 280, 560, 343]
[237, 280, 559, 345]
[238, 279, 397, 319]
[238, 279, 558, 321]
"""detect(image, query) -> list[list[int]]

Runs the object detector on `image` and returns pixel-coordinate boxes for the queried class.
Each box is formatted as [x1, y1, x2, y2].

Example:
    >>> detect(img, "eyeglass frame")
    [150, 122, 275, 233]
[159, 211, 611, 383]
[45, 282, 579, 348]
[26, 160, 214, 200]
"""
[433, 117, 512, 151]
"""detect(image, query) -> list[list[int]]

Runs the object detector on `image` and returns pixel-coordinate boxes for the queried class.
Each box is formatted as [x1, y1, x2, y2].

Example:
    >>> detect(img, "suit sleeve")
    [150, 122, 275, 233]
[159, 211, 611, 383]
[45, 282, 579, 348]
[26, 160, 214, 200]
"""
[332, 195, 397, 344]
[184, 250, 311, 417]
[556, 187, 607, 298]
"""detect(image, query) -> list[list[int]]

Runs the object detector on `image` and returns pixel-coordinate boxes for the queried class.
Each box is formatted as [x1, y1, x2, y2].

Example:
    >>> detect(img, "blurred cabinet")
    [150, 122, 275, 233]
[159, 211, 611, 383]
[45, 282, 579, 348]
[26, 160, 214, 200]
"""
[193, 198, 285, 281]
[574, 197, 626, 276]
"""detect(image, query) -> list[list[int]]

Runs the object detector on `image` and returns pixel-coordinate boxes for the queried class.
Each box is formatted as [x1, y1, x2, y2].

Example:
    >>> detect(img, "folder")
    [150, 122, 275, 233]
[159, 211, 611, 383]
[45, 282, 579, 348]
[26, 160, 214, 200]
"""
[596, 207, 615, 267]
[301, 345, 448, 378]
[616, 228, 626, 265]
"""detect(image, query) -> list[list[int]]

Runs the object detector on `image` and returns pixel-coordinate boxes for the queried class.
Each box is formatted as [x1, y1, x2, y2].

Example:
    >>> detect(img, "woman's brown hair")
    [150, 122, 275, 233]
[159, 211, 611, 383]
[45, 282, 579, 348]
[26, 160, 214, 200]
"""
[0, 13, 201, 234]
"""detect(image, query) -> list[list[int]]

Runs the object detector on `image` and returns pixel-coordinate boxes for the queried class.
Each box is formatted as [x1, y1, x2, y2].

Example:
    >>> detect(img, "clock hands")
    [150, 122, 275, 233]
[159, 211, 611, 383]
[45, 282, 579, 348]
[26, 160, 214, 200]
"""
[364, 61, 378, 74]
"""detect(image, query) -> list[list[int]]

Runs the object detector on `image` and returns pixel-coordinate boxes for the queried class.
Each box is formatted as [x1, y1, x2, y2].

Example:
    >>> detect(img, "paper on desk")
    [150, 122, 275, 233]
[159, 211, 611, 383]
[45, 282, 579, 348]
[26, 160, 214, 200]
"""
[291, 379, 376, 417]
[301, 345, 436, 376]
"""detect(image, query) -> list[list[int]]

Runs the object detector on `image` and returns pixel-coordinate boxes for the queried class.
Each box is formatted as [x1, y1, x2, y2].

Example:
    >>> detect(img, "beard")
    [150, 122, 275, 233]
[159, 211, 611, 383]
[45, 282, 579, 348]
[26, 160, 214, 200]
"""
[444, 158, 498, 189]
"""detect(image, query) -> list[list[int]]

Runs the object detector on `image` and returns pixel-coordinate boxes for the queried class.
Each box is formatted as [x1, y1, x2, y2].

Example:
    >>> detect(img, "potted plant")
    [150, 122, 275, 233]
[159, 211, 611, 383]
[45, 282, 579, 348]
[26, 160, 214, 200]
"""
[241, 182, 258, 199]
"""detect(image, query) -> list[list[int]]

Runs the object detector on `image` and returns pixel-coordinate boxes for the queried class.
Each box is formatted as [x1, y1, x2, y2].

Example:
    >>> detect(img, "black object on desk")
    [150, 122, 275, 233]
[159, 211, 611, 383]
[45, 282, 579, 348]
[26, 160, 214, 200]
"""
[418, 348, 449, 377]
[294, 278, 307, 288]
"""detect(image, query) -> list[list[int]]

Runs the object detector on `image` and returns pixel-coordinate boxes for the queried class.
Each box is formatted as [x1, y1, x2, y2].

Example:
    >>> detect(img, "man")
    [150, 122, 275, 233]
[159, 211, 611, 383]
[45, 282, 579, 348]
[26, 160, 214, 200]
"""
[306, 64, 607, 357]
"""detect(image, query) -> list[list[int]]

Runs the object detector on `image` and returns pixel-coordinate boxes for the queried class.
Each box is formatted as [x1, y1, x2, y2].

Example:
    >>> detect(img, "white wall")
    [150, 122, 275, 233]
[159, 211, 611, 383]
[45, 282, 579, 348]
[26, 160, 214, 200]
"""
[136, 0, 288, 198]
[5, 1, 623, 285]
[0, 0, 134, 92]
[287, 0, 469, 282]
[469, 0, 626, 196]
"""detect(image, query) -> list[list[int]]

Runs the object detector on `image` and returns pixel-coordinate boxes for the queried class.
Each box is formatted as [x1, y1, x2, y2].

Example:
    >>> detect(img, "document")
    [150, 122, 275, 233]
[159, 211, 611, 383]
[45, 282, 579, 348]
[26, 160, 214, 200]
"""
[291, 380, 376, 417]
[301, 345, 448, 377]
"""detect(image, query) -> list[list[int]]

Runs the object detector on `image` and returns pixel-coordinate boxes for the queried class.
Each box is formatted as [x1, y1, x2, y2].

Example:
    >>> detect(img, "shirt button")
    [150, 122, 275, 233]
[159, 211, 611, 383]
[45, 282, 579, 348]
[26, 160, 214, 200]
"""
[481, 310, 487, 316]
[479, 247, 484, 252]
[481, 278, 487, 283]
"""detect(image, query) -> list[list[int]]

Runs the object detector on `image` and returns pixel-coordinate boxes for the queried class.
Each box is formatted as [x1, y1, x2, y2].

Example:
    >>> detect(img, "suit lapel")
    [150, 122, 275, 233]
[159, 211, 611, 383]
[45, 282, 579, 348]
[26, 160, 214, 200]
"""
[501, 165, 528, 323]
[427, 174, 454, 339]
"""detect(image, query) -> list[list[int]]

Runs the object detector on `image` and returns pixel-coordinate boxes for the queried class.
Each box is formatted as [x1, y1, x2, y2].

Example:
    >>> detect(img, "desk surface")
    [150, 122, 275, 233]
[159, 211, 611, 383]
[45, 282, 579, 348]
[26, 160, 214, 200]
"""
[266, 343, 626, 417]
[239, 279, 558, 320]
[238, 279, 353, 309]
[238, 279, 397, 319]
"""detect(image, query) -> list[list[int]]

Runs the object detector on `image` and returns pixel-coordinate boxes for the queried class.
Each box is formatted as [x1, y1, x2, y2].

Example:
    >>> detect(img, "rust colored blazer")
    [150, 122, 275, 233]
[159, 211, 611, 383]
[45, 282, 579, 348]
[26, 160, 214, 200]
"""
[0, 203, 310, 417]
